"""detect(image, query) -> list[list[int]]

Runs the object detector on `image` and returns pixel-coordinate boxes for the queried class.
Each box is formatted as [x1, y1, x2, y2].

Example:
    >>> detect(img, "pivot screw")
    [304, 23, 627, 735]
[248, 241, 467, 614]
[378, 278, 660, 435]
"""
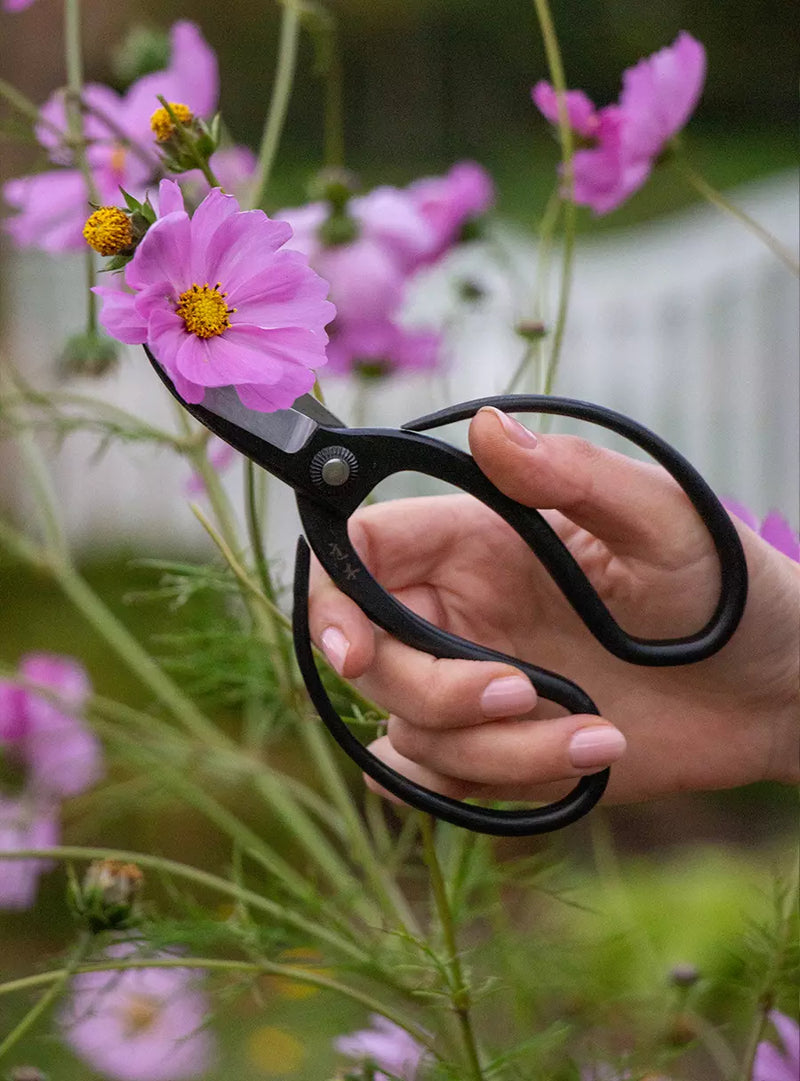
[310, 446, 359, 488]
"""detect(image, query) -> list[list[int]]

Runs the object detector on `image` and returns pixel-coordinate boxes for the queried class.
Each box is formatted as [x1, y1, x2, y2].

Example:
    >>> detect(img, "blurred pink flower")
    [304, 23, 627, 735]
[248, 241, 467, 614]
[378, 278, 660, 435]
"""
[723, 500, 800, 562]
[753, 1012, 800, 1081]
[406, 160, 495, 263]
[0, 653, 102, 800]
[335, 1014, 428, 1080]
[2, 21, 222, 252]
[3, 0, 38, 10]
[60, 943, 216, 1081]
[280, 164, 491, 377]
[0, 796, 59, 909]
[532, 31, 706, 213]
[94, 180, 333, 412]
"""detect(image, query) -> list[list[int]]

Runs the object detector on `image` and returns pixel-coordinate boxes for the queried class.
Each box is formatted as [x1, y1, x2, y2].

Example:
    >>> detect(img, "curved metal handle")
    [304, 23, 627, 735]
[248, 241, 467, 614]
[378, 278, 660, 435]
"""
[400, 394, 749, 665]
[292, 537, 609, 836]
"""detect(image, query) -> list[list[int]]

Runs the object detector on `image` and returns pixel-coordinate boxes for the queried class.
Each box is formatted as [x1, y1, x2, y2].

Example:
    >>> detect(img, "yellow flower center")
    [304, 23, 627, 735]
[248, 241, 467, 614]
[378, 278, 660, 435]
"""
[82, 207, 134, 256]
[120, 993, 160, 1037]
[176, 283, 235, 339]
[150, 102, 193, 142]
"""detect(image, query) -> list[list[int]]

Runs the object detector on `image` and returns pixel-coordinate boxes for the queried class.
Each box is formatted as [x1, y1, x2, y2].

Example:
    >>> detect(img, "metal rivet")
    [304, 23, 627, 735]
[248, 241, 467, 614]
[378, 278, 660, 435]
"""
[320, 456, 350, 486]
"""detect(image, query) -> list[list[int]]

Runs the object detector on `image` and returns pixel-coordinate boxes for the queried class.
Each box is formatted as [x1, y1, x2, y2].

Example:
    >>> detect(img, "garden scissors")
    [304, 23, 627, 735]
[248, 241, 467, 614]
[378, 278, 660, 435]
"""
[144, 346, 748, 837]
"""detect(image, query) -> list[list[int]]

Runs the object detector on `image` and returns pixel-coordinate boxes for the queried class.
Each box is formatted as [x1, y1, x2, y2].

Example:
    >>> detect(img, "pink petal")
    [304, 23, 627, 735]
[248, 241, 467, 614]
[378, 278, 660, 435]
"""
[126, 212, 192, 292]
[0, 681, 26, 742]
[721, 497, 760, 532]
[759, 512, 800, 562]
[316, 237, 403, 324]
[193, 209, 293, 288]
[571, 109, 651, 214]
[175, 324, 323, 388]
[236, 366, 316, 412]
[354, 185, 437, 272]
[3, 170, 90, 252]
[93, 286, 149, 345]
[531, 81, 600, 139]
[619, 31, 706, 159]
[229, 249, 334, 331]
[0, 798, 60, 910]
[156, 178, 186, 218]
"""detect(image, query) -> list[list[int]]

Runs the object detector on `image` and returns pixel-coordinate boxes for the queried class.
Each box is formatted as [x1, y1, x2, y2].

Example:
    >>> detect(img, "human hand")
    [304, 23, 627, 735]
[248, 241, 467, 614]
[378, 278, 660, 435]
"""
[309, 407, 800, 805]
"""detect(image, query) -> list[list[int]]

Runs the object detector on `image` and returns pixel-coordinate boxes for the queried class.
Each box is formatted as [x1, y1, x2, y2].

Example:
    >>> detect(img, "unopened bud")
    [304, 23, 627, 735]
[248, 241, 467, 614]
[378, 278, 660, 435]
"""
[69, 858, 143, 932]
[150, 101, 194, 143]
[58, 332, 119, 380]
[83, 206, 134, 257]
[7, 1069, 48, 1081]
[515, 319, 547, 342]
[307, 167, 360, 210]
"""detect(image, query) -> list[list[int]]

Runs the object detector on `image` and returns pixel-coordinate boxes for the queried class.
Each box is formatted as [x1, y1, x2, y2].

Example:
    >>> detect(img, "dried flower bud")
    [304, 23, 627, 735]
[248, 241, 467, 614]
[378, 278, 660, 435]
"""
[515, 319, 547, 342]
[69, 858, 143, 932]
[58, 331, 119, 380]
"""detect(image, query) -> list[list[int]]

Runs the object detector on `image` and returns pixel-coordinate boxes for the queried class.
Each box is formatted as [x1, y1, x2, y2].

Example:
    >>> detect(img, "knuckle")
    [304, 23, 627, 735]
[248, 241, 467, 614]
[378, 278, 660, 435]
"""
[387, 717, 427, 762]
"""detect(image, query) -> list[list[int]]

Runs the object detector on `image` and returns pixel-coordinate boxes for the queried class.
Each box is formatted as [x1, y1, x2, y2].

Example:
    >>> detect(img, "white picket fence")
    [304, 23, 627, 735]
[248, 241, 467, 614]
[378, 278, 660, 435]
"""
[2, 171, 797, 564]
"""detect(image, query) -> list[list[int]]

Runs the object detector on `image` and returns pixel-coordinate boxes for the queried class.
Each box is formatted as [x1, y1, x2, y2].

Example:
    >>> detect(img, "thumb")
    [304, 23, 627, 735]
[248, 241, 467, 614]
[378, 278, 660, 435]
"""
[469, 406, 687, 548]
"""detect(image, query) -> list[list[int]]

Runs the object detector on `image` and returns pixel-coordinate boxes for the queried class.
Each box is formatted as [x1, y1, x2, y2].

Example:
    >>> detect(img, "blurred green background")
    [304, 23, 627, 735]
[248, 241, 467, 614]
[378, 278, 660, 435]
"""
[0, 0, 797, 1078]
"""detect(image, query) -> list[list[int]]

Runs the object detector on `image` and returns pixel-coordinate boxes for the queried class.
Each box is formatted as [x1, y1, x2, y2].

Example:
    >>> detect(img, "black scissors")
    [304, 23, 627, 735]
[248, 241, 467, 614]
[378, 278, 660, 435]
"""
[144, 346, 748, 836]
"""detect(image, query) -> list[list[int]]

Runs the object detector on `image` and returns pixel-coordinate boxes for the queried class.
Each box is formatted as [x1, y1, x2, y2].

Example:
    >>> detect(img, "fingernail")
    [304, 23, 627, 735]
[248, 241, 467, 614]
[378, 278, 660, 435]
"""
[482, 406, 539, 449]
[480, 675, 537, 718]
[568, 725, 627, 769]
[321, 626, 349, 675]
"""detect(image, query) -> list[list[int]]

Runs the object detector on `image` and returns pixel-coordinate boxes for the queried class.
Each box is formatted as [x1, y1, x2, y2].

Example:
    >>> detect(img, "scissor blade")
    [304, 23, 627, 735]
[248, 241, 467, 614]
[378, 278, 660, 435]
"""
[199, 384, 321, 454]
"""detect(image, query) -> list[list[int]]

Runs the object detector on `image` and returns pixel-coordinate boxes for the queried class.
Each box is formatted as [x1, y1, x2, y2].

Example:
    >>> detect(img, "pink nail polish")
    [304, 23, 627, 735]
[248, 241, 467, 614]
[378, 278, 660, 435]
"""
[482, 406, 539, 449]
[568, 726, 627, 769]
[480, 675, 537, 718]
[321, 626, 349, 675]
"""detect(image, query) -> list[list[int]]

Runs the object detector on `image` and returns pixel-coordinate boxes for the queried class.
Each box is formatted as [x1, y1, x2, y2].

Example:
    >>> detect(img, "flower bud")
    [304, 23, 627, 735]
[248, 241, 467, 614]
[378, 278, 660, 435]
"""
[112, 25, 171, 85]
[58, 332, 119, 380]
[83, 207, 135, 257]
[69, 858, 143, 932]
[7, 1069, 48, 1081]
[150, 101, 194, 144]
[515, 319, 547, 342]
[307, 167, 360, 210]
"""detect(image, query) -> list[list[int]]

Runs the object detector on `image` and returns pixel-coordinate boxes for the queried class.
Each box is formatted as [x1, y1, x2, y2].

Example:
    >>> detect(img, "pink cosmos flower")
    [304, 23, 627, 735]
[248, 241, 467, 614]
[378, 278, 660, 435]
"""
[0, 796, 59, 909]
[532, 31, 706, 213]
[60, 943, 216, 1080]
[753, 1012, 800, 1081]
[406, 161, 495, 264]
[3, 0, 37, 10]
[0, 652, 99, 909]
[335, 1014, 428, 1081]
[94, 179, 334, 412]
[3, 22, 222, 252]
[722, 500, 800, 562]
[280, 166, 492, 377]
[1, 653, 102, 801]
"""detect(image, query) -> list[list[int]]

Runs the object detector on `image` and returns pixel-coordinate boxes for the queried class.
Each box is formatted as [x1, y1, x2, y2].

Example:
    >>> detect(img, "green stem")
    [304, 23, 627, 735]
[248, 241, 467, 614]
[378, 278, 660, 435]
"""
[251, 0, 302, 209]
[503, 187, 562, 396]
[0, 77, 69, 140]
[298, 718, 422, 937]
[420, 815, 485, 1081]
[0, 956, 434, 1051]
[531, 0, 576, 395]
[0, 846, 368, 963]
[0, 933, 91, 1061]
[674, 156, 799, 276]
[63, 0, 97, 204]
[53, 557, 226, 748]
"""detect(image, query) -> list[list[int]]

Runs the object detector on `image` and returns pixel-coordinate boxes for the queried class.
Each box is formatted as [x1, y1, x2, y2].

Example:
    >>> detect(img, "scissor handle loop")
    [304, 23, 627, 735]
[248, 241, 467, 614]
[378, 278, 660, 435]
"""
[292, 536, 609, 837]
[400, 394, 749, 665]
